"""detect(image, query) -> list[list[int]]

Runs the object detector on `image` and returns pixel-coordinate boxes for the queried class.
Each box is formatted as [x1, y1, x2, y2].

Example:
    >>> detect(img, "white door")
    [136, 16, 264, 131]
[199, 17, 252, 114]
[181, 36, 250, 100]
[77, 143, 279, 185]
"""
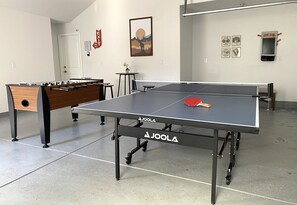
[58, 33, 83, 80]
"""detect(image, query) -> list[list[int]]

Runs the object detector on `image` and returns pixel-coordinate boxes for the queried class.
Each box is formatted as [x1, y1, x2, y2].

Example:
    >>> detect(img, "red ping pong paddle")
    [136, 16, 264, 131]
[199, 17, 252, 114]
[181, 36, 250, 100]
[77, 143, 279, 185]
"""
[184, 97, 211, 108]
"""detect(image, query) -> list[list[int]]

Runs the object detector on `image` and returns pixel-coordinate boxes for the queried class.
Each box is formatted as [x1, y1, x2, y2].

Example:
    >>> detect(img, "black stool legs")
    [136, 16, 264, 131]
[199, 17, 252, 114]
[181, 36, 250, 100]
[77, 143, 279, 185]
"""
[104, 84, 114, 99]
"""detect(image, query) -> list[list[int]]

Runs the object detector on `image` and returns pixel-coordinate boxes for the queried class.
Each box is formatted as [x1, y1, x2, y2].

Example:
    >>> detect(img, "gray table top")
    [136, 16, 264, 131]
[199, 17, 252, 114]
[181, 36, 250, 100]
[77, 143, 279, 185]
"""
[75, 83, 259, 133]
[116, 72, 139, 75]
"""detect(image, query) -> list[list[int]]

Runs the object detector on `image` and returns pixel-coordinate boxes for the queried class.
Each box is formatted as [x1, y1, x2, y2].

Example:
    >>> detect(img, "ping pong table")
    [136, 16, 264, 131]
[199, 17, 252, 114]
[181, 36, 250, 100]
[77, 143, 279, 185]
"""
[74, 80, 260, 204]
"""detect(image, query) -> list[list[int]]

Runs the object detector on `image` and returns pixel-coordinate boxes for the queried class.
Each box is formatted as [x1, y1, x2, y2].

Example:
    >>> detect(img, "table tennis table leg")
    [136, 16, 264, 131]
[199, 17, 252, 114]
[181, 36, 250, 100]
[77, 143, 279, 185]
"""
[115, 118, 120, 180]
[211, 129, 218, 205]
[226, 132, 235, 185]
[162, 123, 172, 131]
[218, 132, 231, 157]
[125, 120, 148, 164]
[236, 132, 241, 150]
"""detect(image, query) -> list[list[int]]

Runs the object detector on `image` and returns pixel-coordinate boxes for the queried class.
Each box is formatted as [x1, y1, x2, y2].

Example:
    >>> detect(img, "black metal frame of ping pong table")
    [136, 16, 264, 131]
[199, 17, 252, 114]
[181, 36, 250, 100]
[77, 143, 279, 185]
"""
[111, 114, 253, 205]
[74, 82, 259, 204]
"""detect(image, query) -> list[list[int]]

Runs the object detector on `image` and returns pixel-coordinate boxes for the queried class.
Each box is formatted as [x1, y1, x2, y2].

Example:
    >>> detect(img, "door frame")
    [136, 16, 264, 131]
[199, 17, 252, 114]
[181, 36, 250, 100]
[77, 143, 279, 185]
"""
[58, 33, 83, 80]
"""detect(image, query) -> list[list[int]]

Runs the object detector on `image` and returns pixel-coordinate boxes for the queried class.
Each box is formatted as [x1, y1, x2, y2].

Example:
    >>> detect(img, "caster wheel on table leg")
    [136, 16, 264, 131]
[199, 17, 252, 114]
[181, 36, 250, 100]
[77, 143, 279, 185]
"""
[125, 155, 132, 164]
[226, 177, 231, 185]
[111, 130, 115, 140]
[142, 144, 147, 152]
[226, 170, 231, 185]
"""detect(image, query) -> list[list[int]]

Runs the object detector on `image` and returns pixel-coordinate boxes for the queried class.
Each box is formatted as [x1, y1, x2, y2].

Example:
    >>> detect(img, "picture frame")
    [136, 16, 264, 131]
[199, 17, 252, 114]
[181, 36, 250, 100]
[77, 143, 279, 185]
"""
[129, 16, 153, 57]
[232, 47, 241, 58]
[221, 48, 230, 58]
[232, 35, 241, 46]
[221, 36, 231, 47]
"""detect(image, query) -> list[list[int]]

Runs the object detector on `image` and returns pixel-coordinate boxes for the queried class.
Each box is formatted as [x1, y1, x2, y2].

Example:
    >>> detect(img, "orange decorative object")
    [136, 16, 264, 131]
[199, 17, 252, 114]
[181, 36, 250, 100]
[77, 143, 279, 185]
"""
[93, 29, 102, 49]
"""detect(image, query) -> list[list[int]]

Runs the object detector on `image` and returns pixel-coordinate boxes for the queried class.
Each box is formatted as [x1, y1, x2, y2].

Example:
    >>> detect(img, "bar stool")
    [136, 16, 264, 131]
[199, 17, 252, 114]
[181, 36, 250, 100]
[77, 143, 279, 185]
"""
[104, 84, 114, 99]
[116, 72, 138, 96]
[143, 85, 155, 91]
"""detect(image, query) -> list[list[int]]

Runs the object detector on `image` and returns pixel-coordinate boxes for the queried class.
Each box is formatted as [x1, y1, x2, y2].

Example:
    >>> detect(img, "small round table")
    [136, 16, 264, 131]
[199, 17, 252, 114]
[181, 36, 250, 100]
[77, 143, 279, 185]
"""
[116, 72, 138, 96]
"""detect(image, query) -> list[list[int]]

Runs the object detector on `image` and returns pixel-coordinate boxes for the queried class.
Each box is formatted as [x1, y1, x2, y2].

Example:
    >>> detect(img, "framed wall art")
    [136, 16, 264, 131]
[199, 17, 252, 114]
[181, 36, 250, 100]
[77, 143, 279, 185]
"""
[129, 16, 153, 56]
[221, 48, 230, 58]
[232, 35, 241, 46]
[221, 36, 231, 47]
[221, 34, 242, 58]
[232, 47, 241, 58]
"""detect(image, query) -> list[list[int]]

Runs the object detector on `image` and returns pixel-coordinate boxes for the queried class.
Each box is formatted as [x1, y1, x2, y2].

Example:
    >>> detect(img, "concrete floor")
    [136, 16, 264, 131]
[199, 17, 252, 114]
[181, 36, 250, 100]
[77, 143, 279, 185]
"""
[0, 106, 296, 205]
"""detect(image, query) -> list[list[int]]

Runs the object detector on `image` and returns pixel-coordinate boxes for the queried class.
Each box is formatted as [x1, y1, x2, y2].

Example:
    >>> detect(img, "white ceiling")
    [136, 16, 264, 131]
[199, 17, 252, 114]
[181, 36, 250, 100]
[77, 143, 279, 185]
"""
[0, 0, 96, 22]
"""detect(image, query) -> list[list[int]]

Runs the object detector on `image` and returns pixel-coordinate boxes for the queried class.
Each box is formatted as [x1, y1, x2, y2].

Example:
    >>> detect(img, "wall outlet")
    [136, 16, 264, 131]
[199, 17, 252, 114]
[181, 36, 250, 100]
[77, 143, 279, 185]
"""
[11, 62, 16, 69]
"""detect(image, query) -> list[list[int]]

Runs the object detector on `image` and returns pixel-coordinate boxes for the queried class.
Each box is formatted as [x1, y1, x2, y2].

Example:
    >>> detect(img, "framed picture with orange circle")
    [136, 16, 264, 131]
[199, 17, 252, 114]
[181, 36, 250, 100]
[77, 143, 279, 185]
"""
[129, 16, 153, 57]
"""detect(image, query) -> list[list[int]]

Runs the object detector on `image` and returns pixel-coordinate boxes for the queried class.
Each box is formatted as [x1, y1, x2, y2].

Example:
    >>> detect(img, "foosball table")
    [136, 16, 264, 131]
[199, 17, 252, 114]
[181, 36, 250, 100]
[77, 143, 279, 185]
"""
[6, 79, 105, 148]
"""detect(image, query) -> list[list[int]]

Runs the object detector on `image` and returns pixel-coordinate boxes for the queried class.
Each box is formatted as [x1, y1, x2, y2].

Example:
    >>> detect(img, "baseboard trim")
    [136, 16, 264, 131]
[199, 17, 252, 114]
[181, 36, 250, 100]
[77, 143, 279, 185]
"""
[0, 112, 9, 117]
[275, 101, 297, 110]
[260, 101, 297, 110]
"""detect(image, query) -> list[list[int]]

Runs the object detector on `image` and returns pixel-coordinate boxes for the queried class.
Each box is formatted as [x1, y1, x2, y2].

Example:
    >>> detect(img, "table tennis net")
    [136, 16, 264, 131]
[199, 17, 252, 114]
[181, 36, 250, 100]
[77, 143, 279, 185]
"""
[132, 80, 260, 96]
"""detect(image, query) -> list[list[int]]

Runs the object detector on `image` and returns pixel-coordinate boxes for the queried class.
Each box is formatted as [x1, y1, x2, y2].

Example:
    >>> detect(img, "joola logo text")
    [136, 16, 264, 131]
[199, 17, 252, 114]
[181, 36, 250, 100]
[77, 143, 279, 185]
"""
[144, 131, 178, 143]
[138, 117, 156, 123]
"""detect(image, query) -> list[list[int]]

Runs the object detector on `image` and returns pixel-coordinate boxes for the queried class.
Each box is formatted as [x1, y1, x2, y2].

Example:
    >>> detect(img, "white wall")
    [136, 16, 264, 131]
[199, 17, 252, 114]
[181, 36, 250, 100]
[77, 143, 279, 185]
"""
[0, 0, 210, 113]
[0, 7, 55, 112]
[191, 4, 297, 101]
[2, 0, 294, 114]
[54, 0, 207, 96]
[51, 21, 62, 80]
[180, 7, 193, 81]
